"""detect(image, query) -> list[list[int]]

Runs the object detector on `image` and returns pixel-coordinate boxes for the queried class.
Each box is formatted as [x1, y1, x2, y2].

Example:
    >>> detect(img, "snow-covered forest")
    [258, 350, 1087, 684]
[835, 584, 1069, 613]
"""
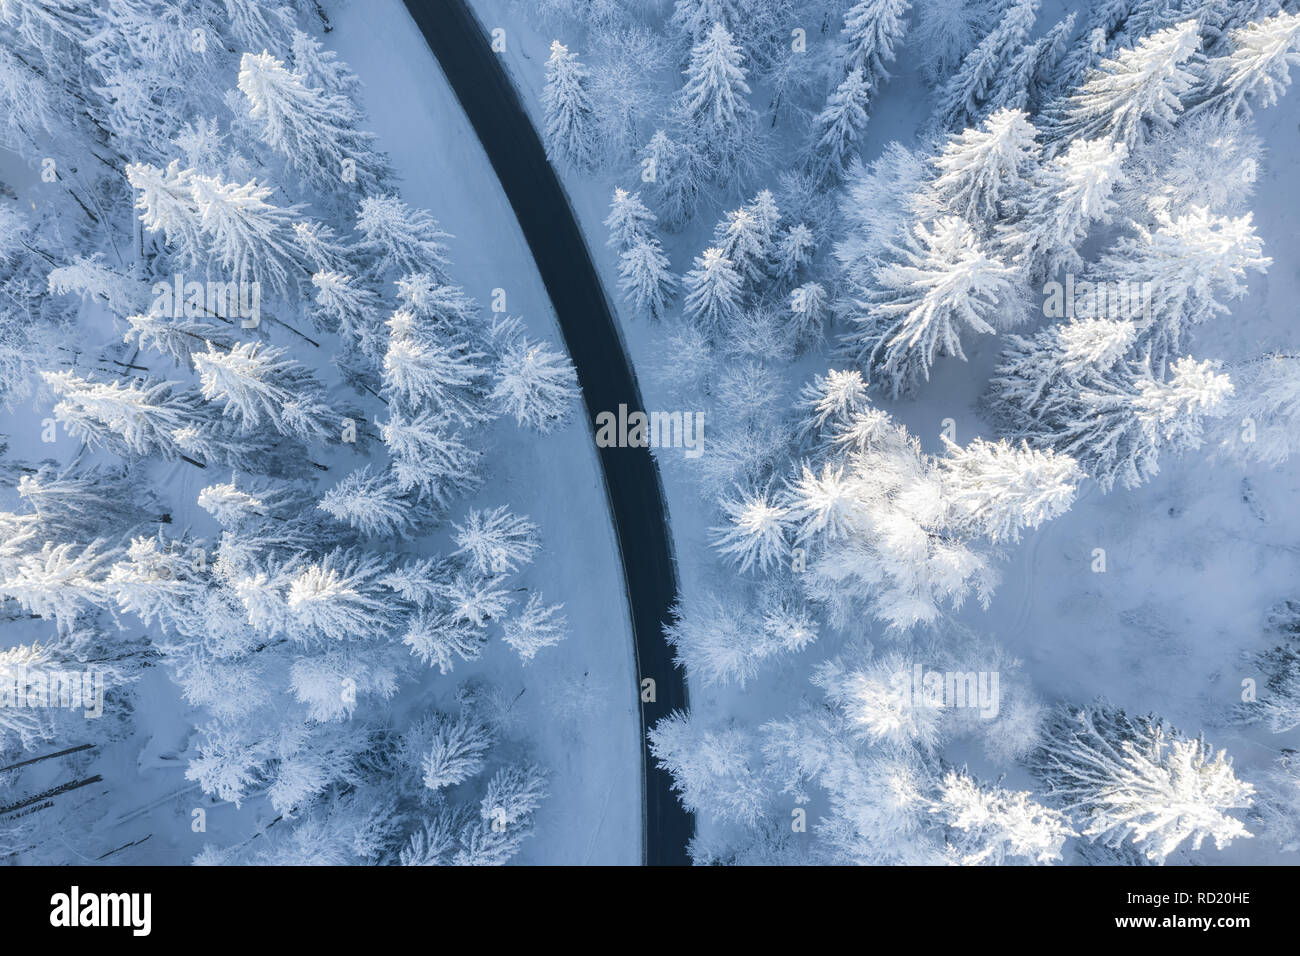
[3, 0, 1300, 867]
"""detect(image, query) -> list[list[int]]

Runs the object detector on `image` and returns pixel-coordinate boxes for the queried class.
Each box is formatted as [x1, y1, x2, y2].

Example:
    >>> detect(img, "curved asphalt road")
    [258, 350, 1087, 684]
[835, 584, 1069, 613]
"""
[400, 0, 692, 865]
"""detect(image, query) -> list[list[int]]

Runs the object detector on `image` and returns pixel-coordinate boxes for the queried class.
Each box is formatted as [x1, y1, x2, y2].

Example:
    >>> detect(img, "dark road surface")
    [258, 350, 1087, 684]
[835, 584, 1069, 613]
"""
[400, 0, 692, 865]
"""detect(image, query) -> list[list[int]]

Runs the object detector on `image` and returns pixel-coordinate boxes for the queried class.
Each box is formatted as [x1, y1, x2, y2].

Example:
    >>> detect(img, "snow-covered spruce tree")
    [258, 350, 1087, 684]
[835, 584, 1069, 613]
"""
[283, 547, 406, 643]
[502, 593, 569, 662]
[918, 107, 1040, 227]
[1088, 205, 1269, 372]
[418, 711, 495, 791]
[379, 410, 482, 509]
[125, 161, 206, 266]
[16, 462, 159, 540]
[1119, 0, 1235, 51]
[711, 485, 790, 575]
[382, 310, 491, 426]
[712, 207, 769, 288]
[0, 540, 117, 631]
[489, 334, 580, 433]
[618, 237, 678, 321]
[192, 341, 336, 443]
[839, 0, 912, 93]
[986, 12, 1077, 116]
[41, 370, 208, 462]
[649, 709, 768, 827]
[937, 437, 1082, 544]
[187, 172, 306, 297]
[639, 129, 713, 230]
[309, 269, 382, 352]
[452, 506, 539, 576]
[807, 69, 873, 186]
[1027, 703, 1254, 864]
[318, 466, 421, 539]
[1215, 352, 1300, 467]
[840, 216, 1022, 398]
[773, 223, 816, 287]
[237, 49, 388, 195]
[668, 0, 792, 62]
[994, 137, 1128, 282]
[355, 195, 452, 282]
[543, 40, 597, 169]
[935, 0, 1040, 132]
[1050, 20, 1201, 152]
[1195, 10, 1300, 115]
[675, 22, 757, 184]
[604, 187, 657, 253]
[684, 247, 745, 333]
[781, 396, 1001, 631]
[929, 768, 1075, 865]
[987, 325, 1235, 492]
[913, 0, 996, 84]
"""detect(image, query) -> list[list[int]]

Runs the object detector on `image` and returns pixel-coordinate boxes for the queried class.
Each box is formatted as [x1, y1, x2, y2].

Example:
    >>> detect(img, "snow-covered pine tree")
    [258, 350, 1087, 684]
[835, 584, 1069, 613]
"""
[839, 0, 912, 92]
[604, 187, 657, 252]
[841, 216, 1021, 397]
[808, 68, 873, 185]
[684, 247, 745, 332]
[502, 593, 568, 662]
[543, 40, 597, 169]
[989, 330, 1234, 491]
[994, 137, 1128, 281]
[1089, 205, 1269, 371]
[355, 195, 452, 282]
[935, 0, 1041, 131]
[676, 22, 757, 182]
[772, 223, 816, 286]
[1028, 703, 1254, 864]
[649, 709, 768, 825]
[188, 172, 306, 296]
[919, 107, 1040, 226]
[712, 207, 769, 287]
[382, 310, 491, 425]
[1051, 19, 1201, 151]
[379, 409, 481, 508]
[1196, 10, 1300, 115]
[42, 370, 208, 462]
[711, 485, 790, 574]
[285, 546, 404, 641]
[192, 341, 335, 443]
[930, 769, 1075, 865]
[317, 467, 421, 538]
[451, 506, 539, 576]
[618, 237, 678, 321]
[489, 335, 579, 433]
[937, 436, 1082, 543]
[237, 50, 387, 194]
[419, 711, 494, 790]
[125, 160, 206, 267]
